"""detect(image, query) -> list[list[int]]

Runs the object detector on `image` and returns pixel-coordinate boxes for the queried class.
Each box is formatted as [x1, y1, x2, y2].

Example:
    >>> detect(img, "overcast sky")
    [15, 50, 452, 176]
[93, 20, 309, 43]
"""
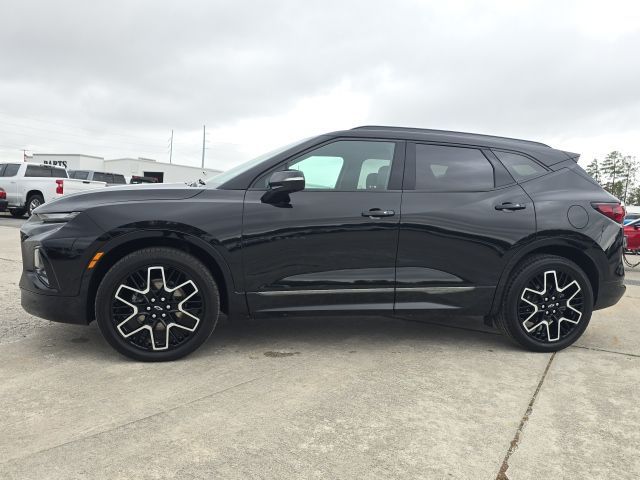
[1, 0, 639, 169]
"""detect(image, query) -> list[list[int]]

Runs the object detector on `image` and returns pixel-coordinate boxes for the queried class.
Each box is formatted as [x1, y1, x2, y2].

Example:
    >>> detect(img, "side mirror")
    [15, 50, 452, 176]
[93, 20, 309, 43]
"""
[634, 224, 639, 230]
[262, 170, 305, 204]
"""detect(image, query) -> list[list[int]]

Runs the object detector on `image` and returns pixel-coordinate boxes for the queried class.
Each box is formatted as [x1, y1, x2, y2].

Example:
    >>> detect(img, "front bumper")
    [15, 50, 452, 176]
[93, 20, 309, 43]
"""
[20, 281, 89, 325]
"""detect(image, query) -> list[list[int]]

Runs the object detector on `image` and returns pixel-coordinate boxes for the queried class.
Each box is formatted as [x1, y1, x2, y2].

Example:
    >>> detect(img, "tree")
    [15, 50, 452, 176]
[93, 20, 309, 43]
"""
[585, 152, 639, 205]
[585, 158, 600, 183]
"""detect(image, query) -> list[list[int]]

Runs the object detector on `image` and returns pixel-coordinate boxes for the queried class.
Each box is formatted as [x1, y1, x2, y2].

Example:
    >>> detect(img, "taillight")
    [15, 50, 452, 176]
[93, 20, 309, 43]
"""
[0, 188, 6, 200]
[56, 179, 64, 195]
[592, 202, 625, 224]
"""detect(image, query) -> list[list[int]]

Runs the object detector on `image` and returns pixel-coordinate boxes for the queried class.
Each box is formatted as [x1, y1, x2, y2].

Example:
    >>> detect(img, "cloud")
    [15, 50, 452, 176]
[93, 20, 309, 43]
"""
[0, 0, 639, 167]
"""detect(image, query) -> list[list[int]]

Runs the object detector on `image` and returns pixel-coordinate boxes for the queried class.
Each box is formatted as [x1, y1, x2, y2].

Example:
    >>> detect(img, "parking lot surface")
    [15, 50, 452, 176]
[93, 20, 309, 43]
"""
[0, 215, 639, 479]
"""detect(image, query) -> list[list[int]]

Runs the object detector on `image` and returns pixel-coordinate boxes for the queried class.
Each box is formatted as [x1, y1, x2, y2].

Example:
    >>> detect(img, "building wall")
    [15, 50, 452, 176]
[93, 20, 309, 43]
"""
[27, 154, 222, 184]
[30, 154, 105, 171]
[104, 158, 221, 183]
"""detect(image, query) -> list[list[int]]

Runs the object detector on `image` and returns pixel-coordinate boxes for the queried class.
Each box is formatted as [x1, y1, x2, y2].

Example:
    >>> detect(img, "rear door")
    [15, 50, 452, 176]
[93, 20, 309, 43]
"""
[242, 139, 405, 315]
[395, 142, 536, 314]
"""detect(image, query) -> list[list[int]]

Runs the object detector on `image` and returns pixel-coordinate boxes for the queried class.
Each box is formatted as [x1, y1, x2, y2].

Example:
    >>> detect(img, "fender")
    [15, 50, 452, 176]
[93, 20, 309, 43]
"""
[488, 231, 605, 317]
[81, 223, 248, 319]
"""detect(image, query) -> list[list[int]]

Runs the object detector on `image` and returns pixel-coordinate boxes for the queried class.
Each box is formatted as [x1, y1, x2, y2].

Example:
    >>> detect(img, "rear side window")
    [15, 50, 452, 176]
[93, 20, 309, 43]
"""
[494, 151, 547, 182]
[25, 165, 53, 177]
[113, 174, 126, 184]
[52, 167, 67, 178]
[69, 170, 89, 180]
[1, 164, 20, 177]
[414, 144, 495, 191]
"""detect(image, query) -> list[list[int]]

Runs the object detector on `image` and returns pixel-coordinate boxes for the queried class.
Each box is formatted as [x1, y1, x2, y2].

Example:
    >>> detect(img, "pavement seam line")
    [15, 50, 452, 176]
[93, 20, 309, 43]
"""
[571, 344, 640, 358]
[0, 256, 19, 263]
[495, 352, 556, 480]
[1, 374, 265, 465]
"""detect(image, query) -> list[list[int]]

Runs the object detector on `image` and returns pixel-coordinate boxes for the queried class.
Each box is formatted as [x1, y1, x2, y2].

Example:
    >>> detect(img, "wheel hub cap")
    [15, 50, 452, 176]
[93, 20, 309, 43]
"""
[112, 265, 203, 351]
[518, 269, 583, 342]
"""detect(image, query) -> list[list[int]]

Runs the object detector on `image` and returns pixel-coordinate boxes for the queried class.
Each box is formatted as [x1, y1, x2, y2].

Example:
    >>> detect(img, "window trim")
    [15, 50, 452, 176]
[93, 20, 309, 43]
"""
[248, 138, 406, 192]
[403, 142, 498, 192]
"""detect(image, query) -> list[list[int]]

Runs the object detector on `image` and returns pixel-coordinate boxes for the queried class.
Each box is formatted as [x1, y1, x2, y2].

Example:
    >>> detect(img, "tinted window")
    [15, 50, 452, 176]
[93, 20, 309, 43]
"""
[52, 167, 67, 178]
[288, 156, 343, 189]
[25, 165, 53, 177]
[0, 164, 5, 176]
[2, 164, 20, 177]
[255, 140, 396, 191]
[69, 170, 89, 180]
[357, 158, 391, 190]
[414, 144, 494, 191]
[494, 150, 547, 182]
[113, 174, 126, 184]
[93, 172, 109, 183]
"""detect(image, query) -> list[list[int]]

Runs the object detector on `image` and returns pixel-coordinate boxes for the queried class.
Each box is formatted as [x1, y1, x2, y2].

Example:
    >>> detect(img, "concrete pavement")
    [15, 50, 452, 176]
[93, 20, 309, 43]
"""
[0, 224, 638, 479]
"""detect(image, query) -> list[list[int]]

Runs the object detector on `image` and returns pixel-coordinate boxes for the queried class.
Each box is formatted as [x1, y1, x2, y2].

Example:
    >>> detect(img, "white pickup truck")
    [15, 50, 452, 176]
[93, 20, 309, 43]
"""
[0, 163, 107, 217]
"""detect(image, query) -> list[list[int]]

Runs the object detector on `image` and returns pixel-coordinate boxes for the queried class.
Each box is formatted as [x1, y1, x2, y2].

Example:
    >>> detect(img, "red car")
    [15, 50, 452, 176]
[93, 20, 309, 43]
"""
[624, 218, 640, 251]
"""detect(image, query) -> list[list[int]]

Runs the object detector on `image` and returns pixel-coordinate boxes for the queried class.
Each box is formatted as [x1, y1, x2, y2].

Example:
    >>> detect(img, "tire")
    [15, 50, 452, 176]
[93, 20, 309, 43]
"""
[95, 247, 220, 361]
[495, 254, 593, 352]
[9, 208, 26, 218]
[26, 193, 45, 217]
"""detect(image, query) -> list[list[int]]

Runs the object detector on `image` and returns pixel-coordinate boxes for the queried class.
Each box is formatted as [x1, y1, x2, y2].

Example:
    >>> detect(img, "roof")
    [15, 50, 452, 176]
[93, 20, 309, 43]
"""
[348, 125, 551, 149]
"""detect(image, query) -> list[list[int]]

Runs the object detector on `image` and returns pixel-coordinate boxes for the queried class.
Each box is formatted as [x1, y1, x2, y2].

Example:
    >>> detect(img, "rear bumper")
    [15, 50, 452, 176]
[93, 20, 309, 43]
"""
[593, 279, 626, 310]
[20, 279, 89, 325]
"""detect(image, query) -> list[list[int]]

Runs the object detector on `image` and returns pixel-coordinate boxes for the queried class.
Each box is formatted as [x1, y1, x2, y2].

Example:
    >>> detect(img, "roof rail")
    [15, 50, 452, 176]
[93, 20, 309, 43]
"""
[351, 125, 551, 148]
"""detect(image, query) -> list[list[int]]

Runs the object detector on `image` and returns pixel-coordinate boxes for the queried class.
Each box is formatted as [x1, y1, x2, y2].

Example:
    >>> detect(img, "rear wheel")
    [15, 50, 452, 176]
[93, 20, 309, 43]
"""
[95, 247, 219, 361]
[9, 208, 26, 218]
[26, 193, 44, 217]
[496, 254, 593, 352]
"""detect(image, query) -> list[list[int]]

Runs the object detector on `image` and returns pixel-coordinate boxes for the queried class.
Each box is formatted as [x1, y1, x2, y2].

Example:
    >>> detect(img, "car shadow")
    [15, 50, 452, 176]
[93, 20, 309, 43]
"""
[40, 314, 514, 363]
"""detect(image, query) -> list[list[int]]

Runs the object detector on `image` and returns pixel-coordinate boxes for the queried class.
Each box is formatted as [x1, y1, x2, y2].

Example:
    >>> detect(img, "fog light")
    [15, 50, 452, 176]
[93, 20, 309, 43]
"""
[34, 248, 50, 287]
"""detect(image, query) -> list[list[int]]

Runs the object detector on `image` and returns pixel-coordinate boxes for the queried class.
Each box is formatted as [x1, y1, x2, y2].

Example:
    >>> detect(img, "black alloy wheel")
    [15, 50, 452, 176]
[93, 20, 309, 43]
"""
[96, 247, 219, 361]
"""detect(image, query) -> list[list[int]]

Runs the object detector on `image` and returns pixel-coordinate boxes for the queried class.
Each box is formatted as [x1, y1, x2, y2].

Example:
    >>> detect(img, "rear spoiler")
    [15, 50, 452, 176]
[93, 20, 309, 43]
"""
[562, 151, 580, 163]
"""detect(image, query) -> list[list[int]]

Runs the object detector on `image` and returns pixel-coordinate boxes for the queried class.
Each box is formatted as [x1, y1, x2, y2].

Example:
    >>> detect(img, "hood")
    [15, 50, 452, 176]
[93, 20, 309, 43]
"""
[37, 183, 205, 213]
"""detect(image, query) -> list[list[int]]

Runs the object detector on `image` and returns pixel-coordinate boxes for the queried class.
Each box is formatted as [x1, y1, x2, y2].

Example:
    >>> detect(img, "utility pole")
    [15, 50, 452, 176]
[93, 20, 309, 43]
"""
[169, 129, 173, 164]
[201, 125, 206, 168]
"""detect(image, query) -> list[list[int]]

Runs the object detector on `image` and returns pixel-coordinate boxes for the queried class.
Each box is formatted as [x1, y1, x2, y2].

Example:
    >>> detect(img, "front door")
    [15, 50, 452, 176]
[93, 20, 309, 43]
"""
[395, 142, 537, 314]
[242, 139, 404, 315]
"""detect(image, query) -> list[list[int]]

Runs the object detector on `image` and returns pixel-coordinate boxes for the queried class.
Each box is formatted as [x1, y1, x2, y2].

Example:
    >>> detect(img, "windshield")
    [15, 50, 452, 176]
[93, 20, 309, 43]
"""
[205, 137, 310, 187]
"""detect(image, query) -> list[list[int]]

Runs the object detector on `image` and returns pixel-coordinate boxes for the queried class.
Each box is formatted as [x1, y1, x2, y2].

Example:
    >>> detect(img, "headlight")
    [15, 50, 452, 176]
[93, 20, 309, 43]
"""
[35, 212, 81, 223]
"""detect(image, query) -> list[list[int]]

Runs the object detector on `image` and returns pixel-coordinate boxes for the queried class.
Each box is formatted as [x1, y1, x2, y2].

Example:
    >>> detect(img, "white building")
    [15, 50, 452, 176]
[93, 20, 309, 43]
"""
[29, 153, 222, 184]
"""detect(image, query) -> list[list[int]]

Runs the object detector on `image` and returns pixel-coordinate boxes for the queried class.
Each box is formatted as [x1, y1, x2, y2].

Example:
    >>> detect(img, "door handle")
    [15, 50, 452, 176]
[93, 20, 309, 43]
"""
[495, 202, 526, 211]
[362, 208, 395, 218]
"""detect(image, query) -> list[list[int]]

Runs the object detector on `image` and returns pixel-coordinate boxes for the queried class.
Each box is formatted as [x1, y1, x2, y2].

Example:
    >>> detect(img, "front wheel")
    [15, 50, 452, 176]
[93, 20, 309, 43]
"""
[9, 208, 26, 218]
[95, 247, 220, 361]
[496, 254, 593, 352]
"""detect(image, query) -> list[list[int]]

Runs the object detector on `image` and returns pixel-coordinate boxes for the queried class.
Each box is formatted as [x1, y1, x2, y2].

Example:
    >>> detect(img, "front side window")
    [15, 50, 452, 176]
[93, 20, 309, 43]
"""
[413, 144, 494, 191]
[93, 172, 109, 183]
[288, 155, 343, 189]
[69, 170, 89, 180]
[493, 150, 547, 182]
[52, 167, 67, 178]
[257, 140, 396, 191]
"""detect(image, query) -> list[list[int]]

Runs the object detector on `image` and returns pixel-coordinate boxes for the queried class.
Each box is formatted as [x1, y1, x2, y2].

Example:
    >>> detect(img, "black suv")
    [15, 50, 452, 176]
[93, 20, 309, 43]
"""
[20, 126, 626, 361]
